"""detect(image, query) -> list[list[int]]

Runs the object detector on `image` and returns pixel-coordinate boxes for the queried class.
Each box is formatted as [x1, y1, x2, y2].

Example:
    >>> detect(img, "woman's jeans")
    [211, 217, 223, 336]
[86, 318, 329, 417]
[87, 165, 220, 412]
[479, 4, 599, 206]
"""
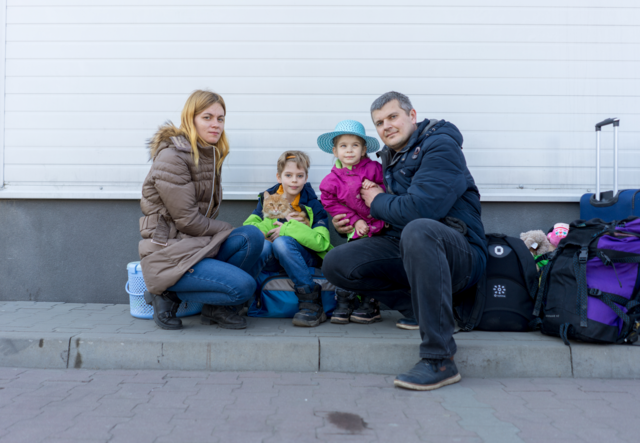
[168, 226, 264, 306]
[255, 237, 321, 293]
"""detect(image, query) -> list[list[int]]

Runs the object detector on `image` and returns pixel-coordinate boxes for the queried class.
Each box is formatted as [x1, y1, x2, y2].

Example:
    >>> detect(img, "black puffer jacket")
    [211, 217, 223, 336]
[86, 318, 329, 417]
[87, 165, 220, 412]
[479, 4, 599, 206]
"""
[370, 118, 488, 287]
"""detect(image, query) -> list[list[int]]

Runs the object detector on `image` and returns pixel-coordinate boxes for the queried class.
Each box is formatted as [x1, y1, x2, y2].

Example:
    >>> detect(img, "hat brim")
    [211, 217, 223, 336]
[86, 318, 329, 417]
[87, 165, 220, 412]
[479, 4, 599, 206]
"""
[317, 131, 380, 154]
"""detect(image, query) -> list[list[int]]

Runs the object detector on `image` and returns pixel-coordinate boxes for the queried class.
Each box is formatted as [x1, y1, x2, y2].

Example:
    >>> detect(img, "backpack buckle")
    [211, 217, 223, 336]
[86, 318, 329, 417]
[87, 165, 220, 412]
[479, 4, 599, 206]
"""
[579, 248, 589, 264]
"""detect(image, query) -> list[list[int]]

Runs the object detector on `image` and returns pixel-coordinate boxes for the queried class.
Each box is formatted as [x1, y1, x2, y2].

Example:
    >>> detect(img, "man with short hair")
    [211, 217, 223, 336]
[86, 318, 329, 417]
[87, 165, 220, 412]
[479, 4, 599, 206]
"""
[322, 91, 487, 391]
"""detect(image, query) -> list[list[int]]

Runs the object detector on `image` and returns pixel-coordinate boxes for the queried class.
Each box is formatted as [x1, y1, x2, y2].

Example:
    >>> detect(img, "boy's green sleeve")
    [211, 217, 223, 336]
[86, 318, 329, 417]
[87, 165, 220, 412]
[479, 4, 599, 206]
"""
[279, 220, 333, 254]
[243, 214, 271, 235]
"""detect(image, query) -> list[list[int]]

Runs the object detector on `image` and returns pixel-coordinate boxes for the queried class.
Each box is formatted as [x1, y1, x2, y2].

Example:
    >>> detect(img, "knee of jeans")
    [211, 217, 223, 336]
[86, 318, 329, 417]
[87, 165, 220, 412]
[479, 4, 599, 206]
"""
[243, 225, 267, 249]
[271, 236, 296, 258]
[400, 219, 440, 253]
[231, 277, 257, 305]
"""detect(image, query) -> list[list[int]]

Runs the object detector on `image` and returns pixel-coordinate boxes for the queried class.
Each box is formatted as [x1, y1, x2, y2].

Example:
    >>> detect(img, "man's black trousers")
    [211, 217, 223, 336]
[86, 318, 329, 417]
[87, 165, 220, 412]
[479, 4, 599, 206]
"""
[322, 218, 477, 359]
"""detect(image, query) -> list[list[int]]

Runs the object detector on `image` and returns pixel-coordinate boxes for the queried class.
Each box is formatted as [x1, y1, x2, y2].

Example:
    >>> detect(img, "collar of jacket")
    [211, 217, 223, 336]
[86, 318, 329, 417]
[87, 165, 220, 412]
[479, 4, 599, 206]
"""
[260, 182, 317, 206]
[170, 135, 216, 158]
[377, 119, 440, 168]
[333, 157, 372, 174]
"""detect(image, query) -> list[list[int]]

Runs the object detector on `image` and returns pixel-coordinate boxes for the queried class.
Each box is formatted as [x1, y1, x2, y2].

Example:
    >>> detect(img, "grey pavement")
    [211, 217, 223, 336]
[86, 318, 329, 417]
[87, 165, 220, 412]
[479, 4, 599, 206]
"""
[0, 367, 638, 443]
[0, 301, 638, 378]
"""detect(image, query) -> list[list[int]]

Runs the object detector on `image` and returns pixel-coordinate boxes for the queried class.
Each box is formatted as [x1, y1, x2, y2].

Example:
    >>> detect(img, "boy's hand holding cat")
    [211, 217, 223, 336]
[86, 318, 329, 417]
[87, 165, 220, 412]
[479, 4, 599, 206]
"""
[285, 211, 310, 226]
[267, 221, 283, 242]
[355, 219, 369, 237]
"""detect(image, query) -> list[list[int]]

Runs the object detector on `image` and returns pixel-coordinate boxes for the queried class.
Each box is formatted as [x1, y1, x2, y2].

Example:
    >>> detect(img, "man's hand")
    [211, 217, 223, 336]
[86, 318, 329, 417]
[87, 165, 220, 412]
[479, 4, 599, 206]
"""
[267, 221, 283, 242]
[361, 185, 384, 208]
[332, 213, 354, 235]
[285, 211, 310, 226]
[355, 219, 369, 237]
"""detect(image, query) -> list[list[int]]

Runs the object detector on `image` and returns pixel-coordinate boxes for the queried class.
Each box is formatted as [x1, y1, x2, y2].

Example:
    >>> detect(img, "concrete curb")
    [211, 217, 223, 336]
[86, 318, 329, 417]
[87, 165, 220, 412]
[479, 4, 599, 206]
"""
[0, 302, 638, 378]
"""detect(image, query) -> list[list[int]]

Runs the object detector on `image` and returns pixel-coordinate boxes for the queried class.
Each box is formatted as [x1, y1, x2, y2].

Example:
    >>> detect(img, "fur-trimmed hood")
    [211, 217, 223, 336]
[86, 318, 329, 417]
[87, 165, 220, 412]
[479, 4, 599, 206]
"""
[148, 123, 186, 159]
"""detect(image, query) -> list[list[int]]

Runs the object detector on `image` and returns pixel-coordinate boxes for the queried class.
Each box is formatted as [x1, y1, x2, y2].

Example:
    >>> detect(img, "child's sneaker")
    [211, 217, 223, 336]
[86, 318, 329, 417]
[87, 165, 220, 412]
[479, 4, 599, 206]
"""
[350, 297, 382, 324]
[331, 289, 356, 324]
[292, 284, 327, 327]
[396, 316, 419, 330]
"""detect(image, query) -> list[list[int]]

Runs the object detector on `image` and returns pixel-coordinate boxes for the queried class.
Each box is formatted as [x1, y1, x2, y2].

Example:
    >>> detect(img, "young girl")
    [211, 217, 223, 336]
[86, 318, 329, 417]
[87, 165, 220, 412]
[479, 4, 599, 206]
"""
[317, 120, 385, 325]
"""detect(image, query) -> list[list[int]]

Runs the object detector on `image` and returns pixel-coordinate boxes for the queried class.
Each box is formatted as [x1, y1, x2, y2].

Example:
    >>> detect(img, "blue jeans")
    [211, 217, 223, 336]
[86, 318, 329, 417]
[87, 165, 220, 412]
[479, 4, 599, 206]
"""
[256, 237, 321, 293]
[168, 225, 264, 306]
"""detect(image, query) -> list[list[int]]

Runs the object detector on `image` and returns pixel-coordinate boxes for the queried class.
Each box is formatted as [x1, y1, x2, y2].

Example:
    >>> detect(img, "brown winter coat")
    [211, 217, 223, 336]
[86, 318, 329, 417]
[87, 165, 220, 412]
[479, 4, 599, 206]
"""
[139, 125, 233, 294]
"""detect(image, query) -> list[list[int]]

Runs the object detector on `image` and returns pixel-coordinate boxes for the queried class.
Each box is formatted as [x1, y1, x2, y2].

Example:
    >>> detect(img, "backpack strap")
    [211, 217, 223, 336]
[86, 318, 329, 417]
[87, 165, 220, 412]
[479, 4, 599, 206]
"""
[533, 247, 559, 317]
[588, 288, 640, 338]
[573, 246, 590, 327]
[503, 236, 540, 300]
[559, 323, 573, 346]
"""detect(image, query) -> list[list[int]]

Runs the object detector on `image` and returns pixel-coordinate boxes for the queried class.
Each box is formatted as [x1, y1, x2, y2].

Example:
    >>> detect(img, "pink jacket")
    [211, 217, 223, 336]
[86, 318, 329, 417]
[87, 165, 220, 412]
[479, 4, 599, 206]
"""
[319, 157, 386, 239]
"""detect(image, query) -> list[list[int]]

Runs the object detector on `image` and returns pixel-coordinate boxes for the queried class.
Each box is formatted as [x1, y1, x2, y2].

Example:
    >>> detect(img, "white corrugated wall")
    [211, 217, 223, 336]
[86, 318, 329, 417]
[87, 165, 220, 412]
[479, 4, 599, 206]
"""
[0, 1, 638, 201]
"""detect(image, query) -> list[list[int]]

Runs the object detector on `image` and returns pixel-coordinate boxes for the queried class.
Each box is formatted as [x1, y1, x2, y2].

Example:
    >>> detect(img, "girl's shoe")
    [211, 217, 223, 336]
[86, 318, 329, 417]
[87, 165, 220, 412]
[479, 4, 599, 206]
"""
[331, 289, 356, 324]
[144, 290, 182, 330]
[293, 284, 327, 327]
[350, 297, 382, 324]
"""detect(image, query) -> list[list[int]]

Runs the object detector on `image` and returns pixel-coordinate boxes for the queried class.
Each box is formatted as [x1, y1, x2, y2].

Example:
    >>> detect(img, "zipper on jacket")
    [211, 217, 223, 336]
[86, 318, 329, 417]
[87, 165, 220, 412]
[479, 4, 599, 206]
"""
[205, 151, 218, 218]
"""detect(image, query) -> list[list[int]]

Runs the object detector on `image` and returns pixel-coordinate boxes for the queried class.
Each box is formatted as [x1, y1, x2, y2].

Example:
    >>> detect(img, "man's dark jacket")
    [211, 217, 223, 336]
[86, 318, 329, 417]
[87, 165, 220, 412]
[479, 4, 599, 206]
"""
[370, 118, 488, 287]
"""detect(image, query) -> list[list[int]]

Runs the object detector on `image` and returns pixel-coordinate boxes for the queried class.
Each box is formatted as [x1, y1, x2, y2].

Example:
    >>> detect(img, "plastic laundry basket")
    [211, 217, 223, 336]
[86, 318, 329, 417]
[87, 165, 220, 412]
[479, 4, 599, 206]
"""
[126, 261, 203, 319]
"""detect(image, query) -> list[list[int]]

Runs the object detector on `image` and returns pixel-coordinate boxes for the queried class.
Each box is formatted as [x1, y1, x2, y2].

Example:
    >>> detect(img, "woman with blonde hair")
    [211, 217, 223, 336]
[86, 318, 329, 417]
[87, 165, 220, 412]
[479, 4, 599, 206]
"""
[139, 90, 264, 330]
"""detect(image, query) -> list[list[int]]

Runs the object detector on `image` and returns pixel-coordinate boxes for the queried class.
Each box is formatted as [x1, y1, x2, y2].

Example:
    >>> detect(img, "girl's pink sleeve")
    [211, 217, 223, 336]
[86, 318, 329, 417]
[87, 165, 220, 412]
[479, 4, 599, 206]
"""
[319, 177, 362, 225]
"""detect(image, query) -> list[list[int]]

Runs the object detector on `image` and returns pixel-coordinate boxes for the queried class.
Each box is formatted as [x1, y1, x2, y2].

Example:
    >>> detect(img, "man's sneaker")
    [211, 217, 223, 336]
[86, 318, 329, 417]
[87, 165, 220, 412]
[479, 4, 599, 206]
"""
[350, 297, 382, 324]
[331, 289, 356, 324]
[396, 317, 419, 330]
[394, 357, 461, 391]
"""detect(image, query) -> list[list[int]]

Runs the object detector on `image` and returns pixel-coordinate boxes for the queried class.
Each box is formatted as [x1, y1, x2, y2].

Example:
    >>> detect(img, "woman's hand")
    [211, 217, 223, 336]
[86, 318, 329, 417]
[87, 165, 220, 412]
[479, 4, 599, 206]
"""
[286, 211, 310, 226]
[332, 213, 354, 235]
[355, 219, 370, 237]
[267, 221, 283, 242]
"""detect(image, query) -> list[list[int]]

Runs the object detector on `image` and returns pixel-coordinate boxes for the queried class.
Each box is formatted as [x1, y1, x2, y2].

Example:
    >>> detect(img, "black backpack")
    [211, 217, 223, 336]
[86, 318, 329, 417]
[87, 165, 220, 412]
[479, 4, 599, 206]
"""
[533, 218, 640, 345]
[455, 234, 540, 332]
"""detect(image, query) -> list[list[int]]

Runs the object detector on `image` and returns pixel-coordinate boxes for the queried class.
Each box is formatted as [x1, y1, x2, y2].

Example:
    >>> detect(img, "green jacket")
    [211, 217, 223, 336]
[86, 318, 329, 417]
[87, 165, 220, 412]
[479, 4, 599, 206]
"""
[243, 203, 333, 259]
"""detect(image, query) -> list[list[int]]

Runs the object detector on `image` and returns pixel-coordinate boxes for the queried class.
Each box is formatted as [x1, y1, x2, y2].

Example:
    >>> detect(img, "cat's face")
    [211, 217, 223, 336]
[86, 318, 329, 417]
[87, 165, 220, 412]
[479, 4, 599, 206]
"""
[262, 192, 294, 219]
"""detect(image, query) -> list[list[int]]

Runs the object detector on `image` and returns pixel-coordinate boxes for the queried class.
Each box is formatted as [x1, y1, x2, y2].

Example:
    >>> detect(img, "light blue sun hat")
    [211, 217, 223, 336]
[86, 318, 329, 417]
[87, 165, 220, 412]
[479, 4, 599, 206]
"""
[317, 120, 380, 154]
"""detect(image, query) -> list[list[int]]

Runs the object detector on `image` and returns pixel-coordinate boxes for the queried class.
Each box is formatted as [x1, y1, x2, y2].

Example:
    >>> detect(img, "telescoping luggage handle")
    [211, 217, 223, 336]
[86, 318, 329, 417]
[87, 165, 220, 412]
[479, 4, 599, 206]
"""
[594, 117, 620, 202]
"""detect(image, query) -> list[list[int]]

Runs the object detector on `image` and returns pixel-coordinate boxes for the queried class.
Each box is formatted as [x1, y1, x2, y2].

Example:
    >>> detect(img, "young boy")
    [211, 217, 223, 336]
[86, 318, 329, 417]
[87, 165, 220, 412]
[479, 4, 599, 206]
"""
[243, 151, 333, 327]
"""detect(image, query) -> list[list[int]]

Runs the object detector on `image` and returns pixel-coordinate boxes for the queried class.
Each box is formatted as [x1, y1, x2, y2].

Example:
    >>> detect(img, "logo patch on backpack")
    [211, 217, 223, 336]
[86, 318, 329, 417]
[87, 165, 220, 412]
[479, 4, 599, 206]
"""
[489, 244, 512, 258]
[493, 284, 506, 298]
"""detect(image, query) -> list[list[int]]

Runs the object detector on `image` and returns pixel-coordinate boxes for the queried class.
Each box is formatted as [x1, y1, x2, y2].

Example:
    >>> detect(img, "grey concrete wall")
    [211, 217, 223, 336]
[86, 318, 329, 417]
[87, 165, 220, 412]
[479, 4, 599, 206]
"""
[0, 199, 579, 304]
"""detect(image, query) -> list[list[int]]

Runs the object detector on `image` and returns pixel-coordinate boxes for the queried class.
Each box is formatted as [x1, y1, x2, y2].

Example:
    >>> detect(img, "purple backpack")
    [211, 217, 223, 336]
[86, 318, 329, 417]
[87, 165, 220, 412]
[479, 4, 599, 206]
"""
[534, 217, 640, 345]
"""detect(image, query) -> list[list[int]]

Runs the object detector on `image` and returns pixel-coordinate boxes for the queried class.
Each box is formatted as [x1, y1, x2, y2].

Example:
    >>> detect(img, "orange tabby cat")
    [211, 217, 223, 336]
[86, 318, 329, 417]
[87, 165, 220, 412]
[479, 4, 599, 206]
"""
[262, 191, 310, 225]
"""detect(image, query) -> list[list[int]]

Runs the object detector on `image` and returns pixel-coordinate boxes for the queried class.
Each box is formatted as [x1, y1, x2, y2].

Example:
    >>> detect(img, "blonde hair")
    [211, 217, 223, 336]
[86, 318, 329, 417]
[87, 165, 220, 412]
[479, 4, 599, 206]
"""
[277, 150, 310, 176]
[180, 90, 229, 172]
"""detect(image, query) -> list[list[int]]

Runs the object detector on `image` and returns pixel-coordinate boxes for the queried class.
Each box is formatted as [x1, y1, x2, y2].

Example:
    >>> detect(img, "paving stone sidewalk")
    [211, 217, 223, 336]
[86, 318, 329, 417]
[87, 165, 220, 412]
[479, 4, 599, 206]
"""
[0, 367, 638, 443]
[0, 301, 638, 378]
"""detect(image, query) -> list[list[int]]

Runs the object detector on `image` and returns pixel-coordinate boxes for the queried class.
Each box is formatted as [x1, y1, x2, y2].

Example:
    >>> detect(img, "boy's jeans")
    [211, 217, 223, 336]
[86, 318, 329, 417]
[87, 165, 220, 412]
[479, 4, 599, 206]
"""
[168, 226, 264, 306]
[254, 237, 321, 293]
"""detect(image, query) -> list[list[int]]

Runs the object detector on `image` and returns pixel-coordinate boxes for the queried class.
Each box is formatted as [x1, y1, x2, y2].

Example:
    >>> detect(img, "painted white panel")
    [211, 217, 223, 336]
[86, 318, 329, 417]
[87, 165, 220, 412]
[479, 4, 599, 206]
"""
[8, 42, 640, 62]
[1, 1, 639, 201]
[7, 24, 640, 44]
[5, 94, 639, 115]
[0, 0, 5, 188]
[8, 6, 640, 26]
